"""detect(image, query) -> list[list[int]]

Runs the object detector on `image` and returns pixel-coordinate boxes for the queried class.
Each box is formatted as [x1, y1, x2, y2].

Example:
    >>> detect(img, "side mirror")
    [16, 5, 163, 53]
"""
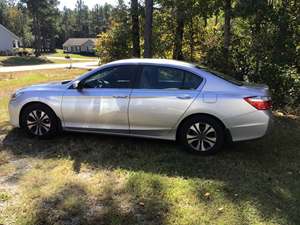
[72, 80, 83, 90]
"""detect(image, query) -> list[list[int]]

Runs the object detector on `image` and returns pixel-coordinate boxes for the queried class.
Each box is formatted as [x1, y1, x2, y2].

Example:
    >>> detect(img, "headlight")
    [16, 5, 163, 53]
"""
[10, 91, 24, 101]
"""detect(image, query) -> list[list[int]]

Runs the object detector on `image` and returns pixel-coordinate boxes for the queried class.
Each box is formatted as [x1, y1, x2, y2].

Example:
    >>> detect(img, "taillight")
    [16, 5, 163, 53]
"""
[244, 96, 272, 110]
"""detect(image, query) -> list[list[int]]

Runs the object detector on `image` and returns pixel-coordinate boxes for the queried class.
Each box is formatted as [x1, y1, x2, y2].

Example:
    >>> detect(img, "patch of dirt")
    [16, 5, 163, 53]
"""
[1, 158, 31, 184]
[0, 158, 32, 214]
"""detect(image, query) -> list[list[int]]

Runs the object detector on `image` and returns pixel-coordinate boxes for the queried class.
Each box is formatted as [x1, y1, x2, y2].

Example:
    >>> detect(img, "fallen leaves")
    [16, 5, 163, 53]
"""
[204, 192, 210, 198]
[138, 202, 145, 207]
[217, 207, 224, 212]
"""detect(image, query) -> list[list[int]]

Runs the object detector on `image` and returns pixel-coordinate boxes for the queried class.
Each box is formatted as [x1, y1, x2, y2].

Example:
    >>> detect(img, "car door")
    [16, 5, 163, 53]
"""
[129, 65, 204, 137]
[61, 65, 137, 132]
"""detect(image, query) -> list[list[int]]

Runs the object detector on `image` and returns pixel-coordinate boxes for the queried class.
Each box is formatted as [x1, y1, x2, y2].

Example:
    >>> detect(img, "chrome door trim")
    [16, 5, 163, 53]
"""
[176, 94, 192, 100]
[113, 95, 129, 99]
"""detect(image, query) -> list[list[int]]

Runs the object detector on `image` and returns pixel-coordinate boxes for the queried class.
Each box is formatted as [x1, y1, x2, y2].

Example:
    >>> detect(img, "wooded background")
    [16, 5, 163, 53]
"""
[0, 0, 299, 109]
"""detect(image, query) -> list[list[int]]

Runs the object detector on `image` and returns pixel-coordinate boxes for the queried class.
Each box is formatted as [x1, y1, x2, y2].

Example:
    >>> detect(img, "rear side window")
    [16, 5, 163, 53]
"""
[195, 65, 243, 86]
[138, 66, 203, 90]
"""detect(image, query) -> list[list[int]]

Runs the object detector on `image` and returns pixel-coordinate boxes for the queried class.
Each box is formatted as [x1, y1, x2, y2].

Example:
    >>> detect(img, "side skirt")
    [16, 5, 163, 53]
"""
[63, 127, 176, 141]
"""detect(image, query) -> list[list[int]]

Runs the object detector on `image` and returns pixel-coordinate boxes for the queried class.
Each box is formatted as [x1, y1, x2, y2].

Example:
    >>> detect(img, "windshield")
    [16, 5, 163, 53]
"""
[195, 65, 243, 86]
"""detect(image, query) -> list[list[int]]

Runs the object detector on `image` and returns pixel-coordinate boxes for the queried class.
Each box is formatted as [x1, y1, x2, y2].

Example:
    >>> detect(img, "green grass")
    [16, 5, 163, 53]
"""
[45, 49, 98, 59]
[0, 56, 93, 67]
[0, 56, 53, 66]
[0, 69, 299, 225]
[0, 192, 11, 202]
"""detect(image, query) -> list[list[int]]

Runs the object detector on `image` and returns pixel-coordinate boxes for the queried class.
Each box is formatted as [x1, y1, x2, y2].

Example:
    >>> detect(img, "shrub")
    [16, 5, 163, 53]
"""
[96, 21, 131, 64]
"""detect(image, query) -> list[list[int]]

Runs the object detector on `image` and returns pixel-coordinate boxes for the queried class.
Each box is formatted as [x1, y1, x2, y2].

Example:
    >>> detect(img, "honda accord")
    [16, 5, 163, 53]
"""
[9, 59, 273, 155]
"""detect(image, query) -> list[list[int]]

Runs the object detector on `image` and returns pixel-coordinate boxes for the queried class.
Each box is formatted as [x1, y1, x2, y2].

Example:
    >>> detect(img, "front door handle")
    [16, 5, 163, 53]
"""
[177, 95, 192, 100]
[113, 95, 128, 99]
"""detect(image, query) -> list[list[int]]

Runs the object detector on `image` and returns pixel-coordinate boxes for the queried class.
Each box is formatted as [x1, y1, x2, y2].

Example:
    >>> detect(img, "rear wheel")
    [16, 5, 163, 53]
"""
[178, 116, 225, 155]
[20, 103, 59, 138]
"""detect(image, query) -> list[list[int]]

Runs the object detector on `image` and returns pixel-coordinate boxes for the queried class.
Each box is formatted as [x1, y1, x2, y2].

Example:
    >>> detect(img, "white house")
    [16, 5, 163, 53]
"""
[63, 38, 96, 54]
[0, 24, 20, 54]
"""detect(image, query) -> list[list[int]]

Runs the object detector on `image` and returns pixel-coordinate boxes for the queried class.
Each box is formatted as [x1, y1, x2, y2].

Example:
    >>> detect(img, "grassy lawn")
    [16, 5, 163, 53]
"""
[0, 56, 53, 67]
[0, 56, 95, 67]
[0, 69, 299, 225]
[45, 49, 98, 59]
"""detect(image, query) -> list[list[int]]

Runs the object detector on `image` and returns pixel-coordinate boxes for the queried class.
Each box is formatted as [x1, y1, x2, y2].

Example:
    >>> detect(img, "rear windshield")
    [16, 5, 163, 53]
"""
[195, 65, 243, 86]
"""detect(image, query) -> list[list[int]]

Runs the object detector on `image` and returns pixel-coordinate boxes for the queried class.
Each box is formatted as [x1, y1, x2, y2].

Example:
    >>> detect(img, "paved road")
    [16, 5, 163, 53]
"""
[0, 61, 99, 73]
[46, 56, 99, 61]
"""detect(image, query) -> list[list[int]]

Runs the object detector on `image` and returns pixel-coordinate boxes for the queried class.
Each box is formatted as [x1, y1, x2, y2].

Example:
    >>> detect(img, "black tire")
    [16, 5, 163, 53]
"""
[178, 116, 225, 155]
[20, 103, 60, 138]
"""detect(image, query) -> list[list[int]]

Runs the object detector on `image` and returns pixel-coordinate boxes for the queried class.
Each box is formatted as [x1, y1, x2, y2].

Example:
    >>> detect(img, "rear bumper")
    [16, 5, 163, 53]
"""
[226, 110, 273, 142]
[265, 113, 274, 135]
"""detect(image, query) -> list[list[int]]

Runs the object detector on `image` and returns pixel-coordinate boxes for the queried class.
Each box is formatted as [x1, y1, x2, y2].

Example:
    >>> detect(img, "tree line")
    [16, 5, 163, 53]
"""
[0, 0, 112, 53]
[0, 0, 299, 109]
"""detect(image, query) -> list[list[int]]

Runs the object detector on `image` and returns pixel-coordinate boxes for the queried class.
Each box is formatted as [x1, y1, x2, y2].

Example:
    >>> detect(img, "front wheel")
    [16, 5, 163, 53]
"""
[178, 116, 225, 155]
[20, 103, 59, 138]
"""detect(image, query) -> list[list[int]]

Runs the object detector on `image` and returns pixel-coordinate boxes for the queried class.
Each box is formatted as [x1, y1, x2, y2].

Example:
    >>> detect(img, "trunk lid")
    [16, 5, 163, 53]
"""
[240, 82, 271, 97]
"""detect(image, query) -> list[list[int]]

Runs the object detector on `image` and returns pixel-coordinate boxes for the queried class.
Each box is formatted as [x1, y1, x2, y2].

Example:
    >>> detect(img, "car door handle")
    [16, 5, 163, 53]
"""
[113, 95, 128, 99]
[176, 95, 192, 100]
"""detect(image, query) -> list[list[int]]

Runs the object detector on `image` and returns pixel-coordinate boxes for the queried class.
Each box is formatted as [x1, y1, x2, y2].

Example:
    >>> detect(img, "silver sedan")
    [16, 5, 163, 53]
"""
[9, 59, 273, 155]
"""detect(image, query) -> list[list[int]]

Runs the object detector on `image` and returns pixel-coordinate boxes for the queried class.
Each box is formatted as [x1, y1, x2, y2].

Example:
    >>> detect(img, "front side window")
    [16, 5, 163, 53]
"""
[83, 66, 136, 89]
[138, 66, 203, 90]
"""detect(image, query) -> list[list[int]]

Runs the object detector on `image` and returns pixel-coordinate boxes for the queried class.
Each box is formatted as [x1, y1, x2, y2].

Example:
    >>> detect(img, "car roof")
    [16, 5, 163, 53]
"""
[104, 58, 195, 69]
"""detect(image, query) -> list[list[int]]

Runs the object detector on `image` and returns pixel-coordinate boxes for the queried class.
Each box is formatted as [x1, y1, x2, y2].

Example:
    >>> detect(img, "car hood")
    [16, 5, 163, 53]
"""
[18, 80, 71, 93]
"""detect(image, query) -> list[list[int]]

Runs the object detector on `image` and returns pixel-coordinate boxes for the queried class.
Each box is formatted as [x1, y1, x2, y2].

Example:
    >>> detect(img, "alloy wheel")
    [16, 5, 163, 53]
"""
[26, 110, 51, 136]
[186, 122, 217, 151]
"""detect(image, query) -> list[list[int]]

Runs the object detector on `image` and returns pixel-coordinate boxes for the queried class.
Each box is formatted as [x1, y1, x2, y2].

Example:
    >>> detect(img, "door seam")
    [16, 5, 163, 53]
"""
[127, 88, 134, 134]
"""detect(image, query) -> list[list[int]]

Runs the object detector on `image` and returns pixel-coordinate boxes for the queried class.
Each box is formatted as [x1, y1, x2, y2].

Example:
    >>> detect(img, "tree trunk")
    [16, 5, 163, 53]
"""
[144, 0, 153, 58]
[131, 0, 140, 57]
[33, 15, 42, 57]
[253, 10, 262, 81]
[173, 6, 184, 60]
[189, 17, 194, 62]
[214, 14, 218, 34]
[223, 0, 231, 71]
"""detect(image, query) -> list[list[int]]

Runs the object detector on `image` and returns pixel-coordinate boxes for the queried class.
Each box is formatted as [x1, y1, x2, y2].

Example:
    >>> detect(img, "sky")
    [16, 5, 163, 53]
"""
[58, 0, 118, 10]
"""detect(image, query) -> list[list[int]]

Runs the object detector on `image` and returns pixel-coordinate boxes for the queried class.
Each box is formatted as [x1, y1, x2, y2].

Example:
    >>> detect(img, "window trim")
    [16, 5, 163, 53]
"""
[134, 65, 204, 90]
[71, 65, 139, 89]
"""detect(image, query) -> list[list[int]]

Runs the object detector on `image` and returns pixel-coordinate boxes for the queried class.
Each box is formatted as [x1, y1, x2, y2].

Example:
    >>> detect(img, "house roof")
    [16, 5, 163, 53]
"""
[63, 38, 96, 47]
[0, 24, 20, 40]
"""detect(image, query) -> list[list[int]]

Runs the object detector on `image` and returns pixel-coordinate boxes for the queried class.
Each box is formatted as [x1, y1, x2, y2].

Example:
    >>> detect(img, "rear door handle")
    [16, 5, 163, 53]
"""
[177, 95, 192, 100]
[113, 95, 128, 99]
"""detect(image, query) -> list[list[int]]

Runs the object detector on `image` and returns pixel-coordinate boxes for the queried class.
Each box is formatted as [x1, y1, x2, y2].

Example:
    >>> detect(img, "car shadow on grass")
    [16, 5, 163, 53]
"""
[27, 182, 153, 225]
[1, 116, 300, 225]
